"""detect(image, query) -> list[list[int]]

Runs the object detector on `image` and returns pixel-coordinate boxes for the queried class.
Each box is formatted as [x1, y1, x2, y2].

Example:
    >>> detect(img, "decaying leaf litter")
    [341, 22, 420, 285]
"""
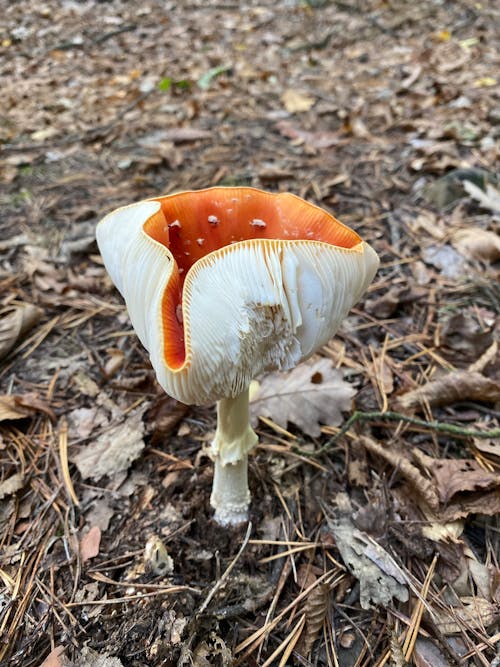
[0, 0, 499, 664]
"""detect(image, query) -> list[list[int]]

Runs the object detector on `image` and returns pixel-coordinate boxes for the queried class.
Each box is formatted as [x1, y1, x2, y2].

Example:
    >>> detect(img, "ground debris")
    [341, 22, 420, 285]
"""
[324, 493, 409, 609]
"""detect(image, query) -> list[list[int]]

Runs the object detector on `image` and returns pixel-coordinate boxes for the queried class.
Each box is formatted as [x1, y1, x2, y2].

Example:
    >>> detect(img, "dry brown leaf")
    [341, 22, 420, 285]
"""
[426, 457, 500, 504]
[396, 370, 500, 410]
[80, 526, 102, 564]
[452, 227, 500, 262]
[365, 285, 427, 320]
[440, 489, 500, 521]
[472, 436, 500, 459]
[275, 120, 341, 150]
[39, 646, 65, 667]
[434, 596, 500, 635]
[71, 403, 148, 481]
[0, 473, 24, 500]
[250, 358, 355, 437]
[440, 312, 493, 358]
[146, 395, 190, 443]
[0, 395, 32, 421]
[360, 436, 439, 509]
[0, 303, 43, 361]
[0, 393, 56, 423]
[281, 89, 316, 113]
[324, 493, 409, 609]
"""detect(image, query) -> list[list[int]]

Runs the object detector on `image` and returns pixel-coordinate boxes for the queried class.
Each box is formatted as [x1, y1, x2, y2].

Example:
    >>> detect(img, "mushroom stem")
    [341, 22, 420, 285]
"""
[210, 389, 258, 526]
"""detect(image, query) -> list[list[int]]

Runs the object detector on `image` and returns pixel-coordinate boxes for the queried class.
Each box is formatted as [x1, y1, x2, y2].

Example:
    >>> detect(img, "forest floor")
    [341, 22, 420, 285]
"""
[1, 1, 499, 666]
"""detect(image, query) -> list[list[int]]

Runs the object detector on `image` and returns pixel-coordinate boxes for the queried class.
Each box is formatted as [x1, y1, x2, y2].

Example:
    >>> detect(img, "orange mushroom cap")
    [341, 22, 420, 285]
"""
[96, 187, 379, 404]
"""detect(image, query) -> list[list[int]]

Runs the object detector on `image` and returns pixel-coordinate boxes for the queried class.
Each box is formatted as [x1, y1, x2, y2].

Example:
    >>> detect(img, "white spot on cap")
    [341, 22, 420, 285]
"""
[169, 220, 181, 229]
[251, 218, 266, 228]
[197, 238, 205, 246]
[208, 215, 219, 225]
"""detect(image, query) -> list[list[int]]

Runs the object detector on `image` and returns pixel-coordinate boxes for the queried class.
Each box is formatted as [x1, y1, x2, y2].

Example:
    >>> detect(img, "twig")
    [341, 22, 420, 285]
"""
[197, 521, 252, 616]
[295, 410, 500, 457]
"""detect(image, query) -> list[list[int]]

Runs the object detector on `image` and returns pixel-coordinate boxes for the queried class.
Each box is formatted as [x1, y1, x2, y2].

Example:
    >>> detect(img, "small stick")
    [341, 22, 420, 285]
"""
[197, 521, 252, 617]
[295, 410, 500, 457]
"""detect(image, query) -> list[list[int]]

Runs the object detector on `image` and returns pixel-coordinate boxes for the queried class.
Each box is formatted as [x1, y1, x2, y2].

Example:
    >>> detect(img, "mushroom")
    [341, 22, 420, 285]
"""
[96, 187, 379, 526]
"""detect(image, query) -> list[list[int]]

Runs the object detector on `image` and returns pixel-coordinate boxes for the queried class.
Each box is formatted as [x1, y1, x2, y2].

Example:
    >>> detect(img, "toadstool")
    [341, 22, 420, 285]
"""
[96, 187, 379, 526]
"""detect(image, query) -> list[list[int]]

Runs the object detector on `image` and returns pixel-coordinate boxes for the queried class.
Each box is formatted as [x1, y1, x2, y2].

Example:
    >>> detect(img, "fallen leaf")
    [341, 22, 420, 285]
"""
[463, 179, 500, 212]
[365, 285, 427, 319]
[421, 518, 464, 543]
[434, 596, 500, 635]
[440, 312, 493, 359]
[30, 127, 58, 142]
[345, 115, 373, 140]
[0, 393, 56, 423]
[281, 89, 316, 113]
[396, 370, 500, 409]
[250, 358, 355, 437]
[70, 646, 125, 667]
[413, 638, 451, 667]
[440, 488, 500, 521]
[275, 120, 340, 150]
[67, 406, 109, 440]
[71, 403, 149, 481]
[103, 348, 125, 378]
[452, 227, 500, 263]
[324, 493, 409, 609]
[85, 499, 114, 532]
[80, 526, 102, 563]
[360, 436, 439, 509]
[0, 303, 43, 361]
[191, 633, 232, 667]
[0, 473, 24, 500]
[422, 245, 466, 279]
[39, 646, 65, 667]
[472, 436, 500, 460]
[146, 395, 190, 443]
[414, 451, 500, 504]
